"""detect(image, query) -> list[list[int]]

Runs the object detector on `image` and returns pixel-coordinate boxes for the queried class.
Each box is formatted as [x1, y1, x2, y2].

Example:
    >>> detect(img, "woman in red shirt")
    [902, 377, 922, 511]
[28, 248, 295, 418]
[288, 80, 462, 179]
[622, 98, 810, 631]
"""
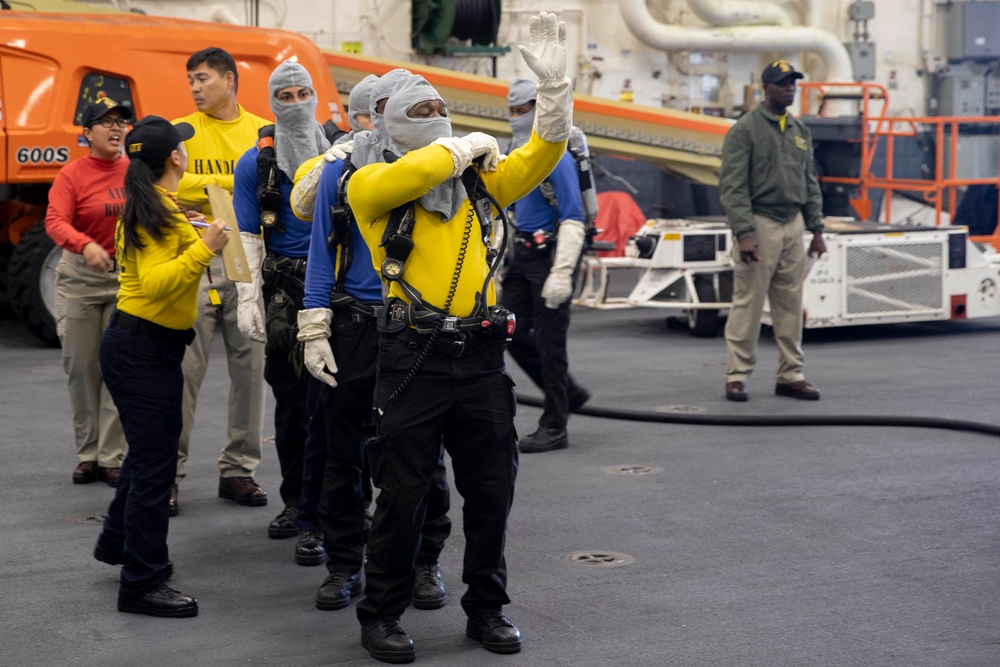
[45, 98, 133, 487]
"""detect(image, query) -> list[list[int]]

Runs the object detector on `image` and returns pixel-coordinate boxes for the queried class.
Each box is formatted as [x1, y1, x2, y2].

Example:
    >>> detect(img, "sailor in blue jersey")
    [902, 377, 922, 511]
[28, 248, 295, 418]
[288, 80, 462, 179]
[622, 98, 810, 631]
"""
[232, 61, 330, 566]
[501, 78, 591, 454]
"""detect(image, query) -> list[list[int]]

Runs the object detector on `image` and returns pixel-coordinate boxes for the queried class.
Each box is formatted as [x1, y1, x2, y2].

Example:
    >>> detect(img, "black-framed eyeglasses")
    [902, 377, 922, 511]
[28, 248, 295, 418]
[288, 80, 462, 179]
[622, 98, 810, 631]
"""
[95, 116, 131, 129]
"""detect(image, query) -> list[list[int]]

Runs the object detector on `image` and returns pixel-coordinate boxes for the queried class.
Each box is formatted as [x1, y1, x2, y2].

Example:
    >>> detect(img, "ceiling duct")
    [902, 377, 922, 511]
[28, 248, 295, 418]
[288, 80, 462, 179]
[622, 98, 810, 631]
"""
[619, 0, 854, 83]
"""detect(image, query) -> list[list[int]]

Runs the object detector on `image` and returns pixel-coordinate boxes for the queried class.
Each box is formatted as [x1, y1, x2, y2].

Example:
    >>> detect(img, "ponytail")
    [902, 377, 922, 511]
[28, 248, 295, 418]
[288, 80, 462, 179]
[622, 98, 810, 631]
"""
[120, 157, 176, 256]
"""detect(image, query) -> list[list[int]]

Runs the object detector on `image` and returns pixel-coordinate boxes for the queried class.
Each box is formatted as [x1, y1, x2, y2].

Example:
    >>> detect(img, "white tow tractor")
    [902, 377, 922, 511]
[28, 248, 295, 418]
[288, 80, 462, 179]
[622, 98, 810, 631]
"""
[575, 217, 1000, 335]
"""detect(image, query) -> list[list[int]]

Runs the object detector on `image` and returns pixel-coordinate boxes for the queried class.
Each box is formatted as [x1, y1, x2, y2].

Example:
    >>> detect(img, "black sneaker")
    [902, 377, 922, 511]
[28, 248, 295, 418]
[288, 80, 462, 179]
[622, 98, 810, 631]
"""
[466, 610, 522, 654]
[267, 505, 300, 539]
[412, 562, 445, 610]
[295, 530, 327, 566]
[117, 584, 198, 618]
[360, 617, 415, 663]
[316, 570, 362, 610]
[518, 427, 568, 453]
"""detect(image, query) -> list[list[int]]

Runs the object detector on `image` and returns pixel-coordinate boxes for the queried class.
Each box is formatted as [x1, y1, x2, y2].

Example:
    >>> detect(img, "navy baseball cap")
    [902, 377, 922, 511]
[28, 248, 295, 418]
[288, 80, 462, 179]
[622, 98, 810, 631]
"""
[761, 60, 804, 85]
[81, 97, 134, 127]
[126, 116, 194, 166]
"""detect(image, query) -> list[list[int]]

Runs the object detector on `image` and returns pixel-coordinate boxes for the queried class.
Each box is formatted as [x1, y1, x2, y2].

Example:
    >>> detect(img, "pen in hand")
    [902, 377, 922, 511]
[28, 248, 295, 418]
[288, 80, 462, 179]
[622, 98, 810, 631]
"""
[190, 220, 232, 231]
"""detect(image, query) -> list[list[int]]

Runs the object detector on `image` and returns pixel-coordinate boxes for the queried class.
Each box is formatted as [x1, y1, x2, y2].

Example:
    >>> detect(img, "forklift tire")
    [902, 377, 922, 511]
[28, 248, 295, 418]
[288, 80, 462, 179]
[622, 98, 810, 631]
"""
[8, 223, 61, 347]
[687, 275, 720, 338]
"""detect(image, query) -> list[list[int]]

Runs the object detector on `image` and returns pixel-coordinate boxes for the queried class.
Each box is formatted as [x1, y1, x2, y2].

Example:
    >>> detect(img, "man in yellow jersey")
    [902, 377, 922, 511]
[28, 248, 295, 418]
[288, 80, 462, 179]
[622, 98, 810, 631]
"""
[171, 47, 271, 515]
[719, 60, 827, 403]
[305, 12, 571, 662]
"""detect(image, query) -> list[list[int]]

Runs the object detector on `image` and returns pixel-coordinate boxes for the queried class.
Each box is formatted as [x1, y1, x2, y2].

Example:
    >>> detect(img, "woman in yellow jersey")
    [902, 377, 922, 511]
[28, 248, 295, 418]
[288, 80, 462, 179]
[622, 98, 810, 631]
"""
[92, 116, 229, 618]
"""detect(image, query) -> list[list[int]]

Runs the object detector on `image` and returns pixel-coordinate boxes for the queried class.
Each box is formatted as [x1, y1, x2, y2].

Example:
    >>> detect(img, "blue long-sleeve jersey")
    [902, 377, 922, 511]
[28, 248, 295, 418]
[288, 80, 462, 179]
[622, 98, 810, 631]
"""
[511, 151, 585, 233]
[303, 159, 383, 309]
[233, 146, 311, 258]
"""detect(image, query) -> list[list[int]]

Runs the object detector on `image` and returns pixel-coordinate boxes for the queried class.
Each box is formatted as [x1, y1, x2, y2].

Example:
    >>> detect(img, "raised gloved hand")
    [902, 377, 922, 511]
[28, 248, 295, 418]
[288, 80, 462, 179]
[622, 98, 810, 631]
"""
[433, 132, 501, 177]
[235, 232, 266, 343]
[296, 308, 338, 387]
[518, 12, 573, 143]
[541, 219, 586, 309]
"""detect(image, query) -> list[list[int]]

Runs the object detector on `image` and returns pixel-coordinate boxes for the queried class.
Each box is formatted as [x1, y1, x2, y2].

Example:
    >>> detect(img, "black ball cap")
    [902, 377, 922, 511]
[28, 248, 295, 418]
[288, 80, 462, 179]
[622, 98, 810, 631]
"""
[126, 116, 195, 166]
[81, 97, 134, 127]
[761, 59, 804, 85]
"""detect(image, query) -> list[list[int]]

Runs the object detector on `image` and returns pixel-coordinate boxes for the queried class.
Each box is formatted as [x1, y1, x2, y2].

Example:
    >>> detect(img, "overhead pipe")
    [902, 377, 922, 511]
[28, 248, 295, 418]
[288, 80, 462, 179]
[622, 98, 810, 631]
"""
[619, 0, 854, 84]
[686, 0, 793, 27]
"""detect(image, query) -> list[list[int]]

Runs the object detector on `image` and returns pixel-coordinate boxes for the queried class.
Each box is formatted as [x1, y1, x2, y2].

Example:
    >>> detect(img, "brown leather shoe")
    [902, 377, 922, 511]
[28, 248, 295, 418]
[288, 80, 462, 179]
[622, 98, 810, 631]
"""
[775, 380, 820, 401]
[99, 467, 121, 488]
[725, 381, 748, 402]
[218, 476, 268, 507]
[168, 484, 179, 517]
[73, 461, 99, 484]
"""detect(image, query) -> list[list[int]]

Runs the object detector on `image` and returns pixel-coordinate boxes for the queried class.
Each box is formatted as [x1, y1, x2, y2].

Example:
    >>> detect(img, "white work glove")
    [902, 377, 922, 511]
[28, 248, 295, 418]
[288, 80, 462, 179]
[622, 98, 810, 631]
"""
[296, 308, 338, 387]
[518, 12, 573, 143]
[541, 219, 586, 309]
[325, 140, 353, 162]
[432, 132, 501, 177]
[290, 142, 355, 220]
[235, 232, 266, 343]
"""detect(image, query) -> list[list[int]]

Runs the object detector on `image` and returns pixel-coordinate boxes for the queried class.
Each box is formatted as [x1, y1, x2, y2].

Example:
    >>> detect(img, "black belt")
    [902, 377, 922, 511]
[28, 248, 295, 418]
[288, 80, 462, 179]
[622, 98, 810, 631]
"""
[386, 299, 487, 334]
[262, 253, 307, 277]
[329, 292, 382, 319]
[390, 322, 496, 359]
[514, 229, 553, 250]
[110, 310, 196, 346]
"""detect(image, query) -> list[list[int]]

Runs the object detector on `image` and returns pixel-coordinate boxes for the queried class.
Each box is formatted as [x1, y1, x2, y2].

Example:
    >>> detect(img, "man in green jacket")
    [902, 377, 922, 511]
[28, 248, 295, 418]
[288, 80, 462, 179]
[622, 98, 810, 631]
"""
[718, 60, 826, 402]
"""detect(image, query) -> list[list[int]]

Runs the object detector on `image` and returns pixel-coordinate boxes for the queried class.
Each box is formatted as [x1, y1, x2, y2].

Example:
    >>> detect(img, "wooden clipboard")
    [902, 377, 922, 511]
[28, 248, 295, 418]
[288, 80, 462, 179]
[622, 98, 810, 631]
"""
[204, 183, 252, 283]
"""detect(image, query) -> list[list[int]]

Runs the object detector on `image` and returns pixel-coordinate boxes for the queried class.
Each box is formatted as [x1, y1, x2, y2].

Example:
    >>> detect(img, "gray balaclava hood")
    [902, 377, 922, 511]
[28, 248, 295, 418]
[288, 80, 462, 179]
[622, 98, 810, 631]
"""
[351, 68, 413, 170]
[269, 60, 330, 178]
[508, 78, 537, 151]
[348, 75, 378, 134]
[383, 74, 464, 220]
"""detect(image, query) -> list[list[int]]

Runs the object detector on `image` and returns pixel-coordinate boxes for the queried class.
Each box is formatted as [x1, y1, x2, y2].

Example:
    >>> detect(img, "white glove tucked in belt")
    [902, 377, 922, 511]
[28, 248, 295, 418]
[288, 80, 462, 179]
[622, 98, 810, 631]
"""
[236, 232, 266, 343]
[296, 308, 338, 387]
[541, 219, 586, 309]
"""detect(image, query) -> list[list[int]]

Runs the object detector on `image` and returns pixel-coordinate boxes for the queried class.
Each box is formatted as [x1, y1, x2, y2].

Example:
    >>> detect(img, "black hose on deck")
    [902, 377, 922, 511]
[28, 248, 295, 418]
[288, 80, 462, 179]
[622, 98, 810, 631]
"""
[515, 393, 1000, 438]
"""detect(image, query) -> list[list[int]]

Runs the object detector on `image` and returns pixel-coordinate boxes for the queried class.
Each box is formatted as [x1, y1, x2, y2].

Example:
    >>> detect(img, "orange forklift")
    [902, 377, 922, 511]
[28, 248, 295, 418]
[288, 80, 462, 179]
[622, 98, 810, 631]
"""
[0, 10, 346, 344]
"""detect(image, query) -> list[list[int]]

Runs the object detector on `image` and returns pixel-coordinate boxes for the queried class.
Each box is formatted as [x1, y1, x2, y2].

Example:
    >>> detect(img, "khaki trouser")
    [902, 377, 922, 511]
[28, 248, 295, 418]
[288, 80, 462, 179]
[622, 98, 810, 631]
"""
[177, 254, 266, 482]
[725, 212, 807, 385]
[54, 253, 126, 467]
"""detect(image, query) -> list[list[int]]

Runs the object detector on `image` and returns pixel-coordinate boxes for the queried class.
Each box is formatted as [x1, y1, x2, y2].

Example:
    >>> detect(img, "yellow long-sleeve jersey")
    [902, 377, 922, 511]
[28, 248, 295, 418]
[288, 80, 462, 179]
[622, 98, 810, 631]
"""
[115, 187, 216, 330]
[173, 105, 270, 220]
[349, 131, 566, 318]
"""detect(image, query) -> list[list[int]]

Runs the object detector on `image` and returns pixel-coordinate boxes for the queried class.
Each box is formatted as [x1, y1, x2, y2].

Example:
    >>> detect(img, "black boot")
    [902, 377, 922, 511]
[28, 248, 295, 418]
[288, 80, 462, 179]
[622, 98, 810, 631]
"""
[267, 505, 300, 539]
[118, 585, 198, 618]
[411, 562, 445, 610]
[466, 610, 522, 654]
[518, 427, 568, 453]
[295, 530, 327, 566]
[315, 570, 362, 610]
[360, 617, 415, 663]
